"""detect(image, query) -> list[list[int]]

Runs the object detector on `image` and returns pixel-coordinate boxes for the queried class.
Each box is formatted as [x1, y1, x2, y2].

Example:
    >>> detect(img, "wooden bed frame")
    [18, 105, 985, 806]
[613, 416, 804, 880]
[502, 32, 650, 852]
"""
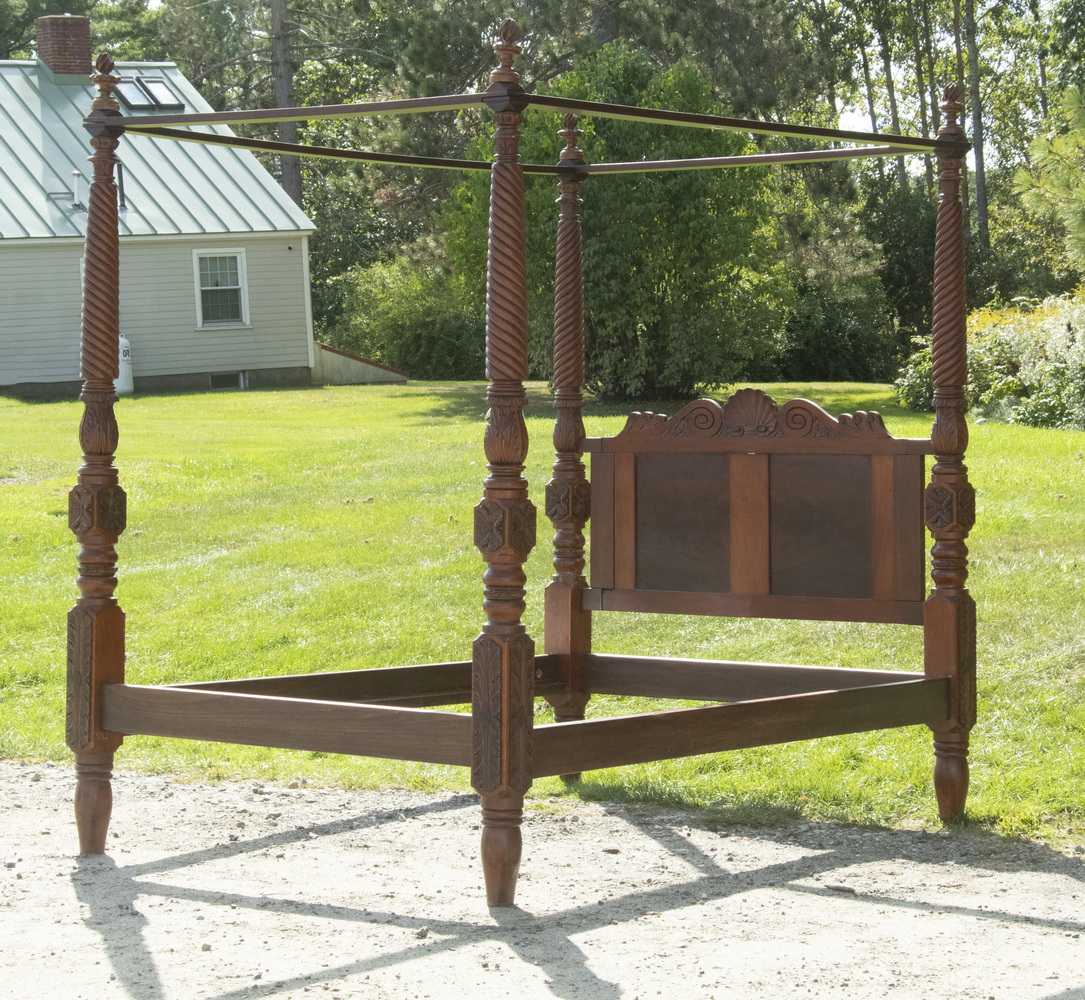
[67, 23, 975, 907]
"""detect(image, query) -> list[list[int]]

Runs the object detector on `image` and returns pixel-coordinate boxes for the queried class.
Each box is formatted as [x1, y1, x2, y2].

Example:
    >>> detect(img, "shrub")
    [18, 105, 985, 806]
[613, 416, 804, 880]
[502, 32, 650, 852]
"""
[325, 243, 484, 380]
[894, 294, 1085, 429]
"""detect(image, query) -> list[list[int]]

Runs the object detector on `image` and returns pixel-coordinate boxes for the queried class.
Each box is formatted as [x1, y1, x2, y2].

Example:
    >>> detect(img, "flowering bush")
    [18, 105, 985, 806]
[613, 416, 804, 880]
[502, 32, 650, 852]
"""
[895, 293, 1085, 428]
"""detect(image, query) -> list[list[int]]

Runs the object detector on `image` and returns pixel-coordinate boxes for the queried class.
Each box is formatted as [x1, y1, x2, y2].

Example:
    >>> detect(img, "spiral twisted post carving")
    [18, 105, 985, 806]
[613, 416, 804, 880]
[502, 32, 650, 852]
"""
[924, 82, 975, 824]
[548, 116, 589, 580]
[69, 54, 127, 854]
[473, 21, 536, 907]
[543, 114, 593, 769]
[550, 114, 588, 524]
[931, 83, 969, 454]
[552, 115, 586, 400]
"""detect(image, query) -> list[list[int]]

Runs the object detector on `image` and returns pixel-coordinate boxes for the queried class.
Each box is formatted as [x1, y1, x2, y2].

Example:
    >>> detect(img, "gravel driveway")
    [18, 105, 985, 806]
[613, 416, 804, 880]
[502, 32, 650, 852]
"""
[1, 760, 1083, 1000]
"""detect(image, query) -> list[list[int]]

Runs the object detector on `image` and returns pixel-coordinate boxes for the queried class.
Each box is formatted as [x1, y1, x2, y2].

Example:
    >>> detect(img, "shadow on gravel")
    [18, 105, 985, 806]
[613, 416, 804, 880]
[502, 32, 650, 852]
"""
[70, 795, 1084, 1000]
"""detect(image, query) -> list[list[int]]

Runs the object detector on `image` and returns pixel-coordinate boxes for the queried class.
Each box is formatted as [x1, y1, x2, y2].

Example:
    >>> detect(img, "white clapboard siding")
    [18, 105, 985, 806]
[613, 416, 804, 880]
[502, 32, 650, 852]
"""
[120, 236, 311, 377]
[0, 241, 84, 382]
[0, 235, 311, 384]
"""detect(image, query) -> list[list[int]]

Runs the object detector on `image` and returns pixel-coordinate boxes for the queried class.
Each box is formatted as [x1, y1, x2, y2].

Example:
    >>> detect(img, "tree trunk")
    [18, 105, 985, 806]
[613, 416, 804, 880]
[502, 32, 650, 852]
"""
[908, 0, 935, 193]
[859, 39, 885, 182]
[923, 2, 940, 134]
[591, 1, 619, 43]
[876, 25, 909, 191]
[964, 0, 989, 248]
[1030, 0, 1049, 118]
[271, 0, 303, 208]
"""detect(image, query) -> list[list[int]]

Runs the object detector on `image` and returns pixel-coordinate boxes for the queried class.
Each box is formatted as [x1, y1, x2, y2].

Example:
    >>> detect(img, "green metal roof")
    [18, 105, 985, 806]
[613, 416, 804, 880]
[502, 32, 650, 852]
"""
[0, 59, 313, 240]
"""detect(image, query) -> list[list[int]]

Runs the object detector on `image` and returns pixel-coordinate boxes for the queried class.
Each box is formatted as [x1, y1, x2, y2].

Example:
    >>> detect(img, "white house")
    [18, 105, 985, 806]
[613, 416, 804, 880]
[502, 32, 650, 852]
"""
[0, 15, 406, 397]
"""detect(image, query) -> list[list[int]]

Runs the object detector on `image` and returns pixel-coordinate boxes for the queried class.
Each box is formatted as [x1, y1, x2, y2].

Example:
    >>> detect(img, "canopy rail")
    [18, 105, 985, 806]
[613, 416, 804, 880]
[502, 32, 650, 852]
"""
[114, 91, 491, 129]
[124, 126, 922, 175]
[583, 145, 920, 174]
[525, 93, 956, 151]
[129, 126, 513, 172]
[101, 89, 967, 164]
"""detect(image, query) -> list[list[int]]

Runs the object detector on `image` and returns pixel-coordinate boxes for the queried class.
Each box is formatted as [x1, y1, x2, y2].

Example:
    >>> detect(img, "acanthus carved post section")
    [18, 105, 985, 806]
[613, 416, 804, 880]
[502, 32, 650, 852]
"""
[68, 53, 127, 853]
[544, 115, 592, 780]
[472, 19, 536, 907]
[924, 83, 977, 821]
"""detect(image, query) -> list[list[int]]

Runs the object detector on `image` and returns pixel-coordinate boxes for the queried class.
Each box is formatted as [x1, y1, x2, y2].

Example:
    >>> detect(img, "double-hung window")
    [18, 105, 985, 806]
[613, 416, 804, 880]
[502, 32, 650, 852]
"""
[193, 249, 249, 328]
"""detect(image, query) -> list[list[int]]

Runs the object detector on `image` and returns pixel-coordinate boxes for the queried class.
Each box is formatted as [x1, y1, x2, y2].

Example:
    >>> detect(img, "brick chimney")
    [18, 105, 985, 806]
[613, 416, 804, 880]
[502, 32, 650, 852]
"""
[35, 15, 93, 77]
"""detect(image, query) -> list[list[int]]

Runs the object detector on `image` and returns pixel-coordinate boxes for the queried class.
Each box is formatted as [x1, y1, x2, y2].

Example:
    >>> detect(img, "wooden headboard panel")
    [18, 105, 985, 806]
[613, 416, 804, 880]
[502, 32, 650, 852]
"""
[583, 389, 933, 626]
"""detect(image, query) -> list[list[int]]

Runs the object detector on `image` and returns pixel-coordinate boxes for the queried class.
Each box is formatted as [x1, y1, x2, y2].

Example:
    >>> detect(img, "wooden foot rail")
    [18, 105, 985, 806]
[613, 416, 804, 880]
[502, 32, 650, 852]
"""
[532, 678, 951, 778]
[100, 685, 473, 765]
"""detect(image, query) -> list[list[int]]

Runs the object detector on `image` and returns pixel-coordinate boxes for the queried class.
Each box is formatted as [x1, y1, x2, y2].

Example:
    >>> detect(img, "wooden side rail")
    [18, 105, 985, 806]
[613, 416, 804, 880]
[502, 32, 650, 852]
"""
[167, 656, 566, 708]
[100, 685, 473, 766]
[532, 677, 950, 777]
[582, 589, 925, 624]
[576, 654, 927, 702]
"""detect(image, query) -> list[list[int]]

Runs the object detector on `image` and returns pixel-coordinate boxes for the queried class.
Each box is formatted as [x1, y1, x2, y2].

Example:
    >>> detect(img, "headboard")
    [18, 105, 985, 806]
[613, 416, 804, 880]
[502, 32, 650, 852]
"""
[583, 389, 931, 625]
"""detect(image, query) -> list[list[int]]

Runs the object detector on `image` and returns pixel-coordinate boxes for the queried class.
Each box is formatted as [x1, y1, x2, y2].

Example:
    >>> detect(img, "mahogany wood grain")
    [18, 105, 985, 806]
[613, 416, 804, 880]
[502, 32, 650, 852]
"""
[635, 453, 729, 592]
[612, 452, 636, 590]
[578, 654, 925, 702]
[100, 685, 472, 765]
[583, 435, 934, 456]
[871, 455, 925, 602]
[69, 55, 127, 855]
[171, 660, 472, 695]
[582, 587, 925, 625]
[68, 30, 976, 897]
[532, 678, 950, 777]
[481, 793, 523, 907]
[543, 113, 593, 781]
[924, 86, 976, 821]
[173, 660, 566, 707]
[473, 21, 535, 906]
[587, 453, 614, 590]
[729, 453, 770, 595]
[768, 454, 873, 600]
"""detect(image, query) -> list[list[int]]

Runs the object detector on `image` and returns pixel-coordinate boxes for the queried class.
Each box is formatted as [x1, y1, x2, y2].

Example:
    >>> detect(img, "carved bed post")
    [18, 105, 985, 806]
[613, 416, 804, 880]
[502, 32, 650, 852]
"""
[924, 83, 976, 822]
[68, 53, 127, 853]
[544, 115, 591, 780]
[472, 20, 536, 907]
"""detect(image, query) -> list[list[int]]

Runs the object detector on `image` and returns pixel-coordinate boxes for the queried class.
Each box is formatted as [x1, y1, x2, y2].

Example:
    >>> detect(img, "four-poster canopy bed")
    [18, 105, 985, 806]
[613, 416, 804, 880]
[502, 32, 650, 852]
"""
[68, 21, 975, 907]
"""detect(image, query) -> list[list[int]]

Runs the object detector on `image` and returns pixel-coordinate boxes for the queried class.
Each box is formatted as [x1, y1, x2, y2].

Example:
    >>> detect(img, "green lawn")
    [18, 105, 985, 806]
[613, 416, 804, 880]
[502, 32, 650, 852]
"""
[2, 381, 1083, 845]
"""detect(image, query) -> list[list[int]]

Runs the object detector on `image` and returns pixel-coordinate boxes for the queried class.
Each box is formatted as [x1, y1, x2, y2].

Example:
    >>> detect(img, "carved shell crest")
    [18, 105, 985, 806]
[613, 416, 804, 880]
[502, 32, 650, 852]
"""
[616, 388, 891, 440]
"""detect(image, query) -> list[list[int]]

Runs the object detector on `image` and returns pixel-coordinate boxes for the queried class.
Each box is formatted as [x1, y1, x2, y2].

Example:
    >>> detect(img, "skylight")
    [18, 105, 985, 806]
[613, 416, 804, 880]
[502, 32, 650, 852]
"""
[115, 76, 184, 112]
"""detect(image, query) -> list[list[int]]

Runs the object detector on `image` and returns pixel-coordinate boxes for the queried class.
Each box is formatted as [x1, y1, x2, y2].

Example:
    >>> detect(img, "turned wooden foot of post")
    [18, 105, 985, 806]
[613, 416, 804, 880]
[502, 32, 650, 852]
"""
[556, 710, 585, 784]
[546, 693, 589, 784]
[481, 793, 523, 907]
[932, 731, 969, 822]
[74, 749, 115, 853]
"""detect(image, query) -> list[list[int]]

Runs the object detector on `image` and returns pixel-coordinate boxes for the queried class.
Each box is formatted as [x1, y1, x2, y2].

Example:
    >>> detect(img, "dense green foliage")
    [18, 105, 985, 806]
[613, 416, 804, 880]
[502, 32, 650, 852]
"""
[896, 294, 1085, 428]
[331, 242, 483, 378]
[1015, 87, 1085, 273]
[440, 46, 791, 397]
[5, 0, 1085, 395]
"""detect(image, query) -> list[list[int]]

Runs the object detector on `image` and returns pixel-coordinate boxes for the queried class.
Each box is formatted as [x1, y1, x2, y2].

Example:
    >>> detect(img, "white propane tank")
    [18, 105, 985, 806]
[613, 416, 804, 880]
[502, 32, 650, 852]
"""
[115, 335, 134, 395]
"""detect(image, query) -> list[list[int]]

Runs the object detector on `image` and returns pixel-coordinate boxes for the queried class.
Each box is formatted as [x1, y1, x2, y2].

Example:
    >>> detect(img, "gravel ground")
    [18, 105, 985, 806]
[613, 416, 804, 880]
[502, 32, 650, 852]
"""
[1, 759, 1083, 1000]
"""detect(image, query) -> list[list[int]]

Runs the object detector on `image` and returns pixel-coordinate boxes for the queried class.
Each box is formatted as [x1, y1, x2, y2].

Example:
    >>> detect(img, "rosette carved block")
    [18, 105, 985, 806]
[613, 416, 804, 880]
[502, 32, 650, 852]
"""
[924, 482, 976, 533]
